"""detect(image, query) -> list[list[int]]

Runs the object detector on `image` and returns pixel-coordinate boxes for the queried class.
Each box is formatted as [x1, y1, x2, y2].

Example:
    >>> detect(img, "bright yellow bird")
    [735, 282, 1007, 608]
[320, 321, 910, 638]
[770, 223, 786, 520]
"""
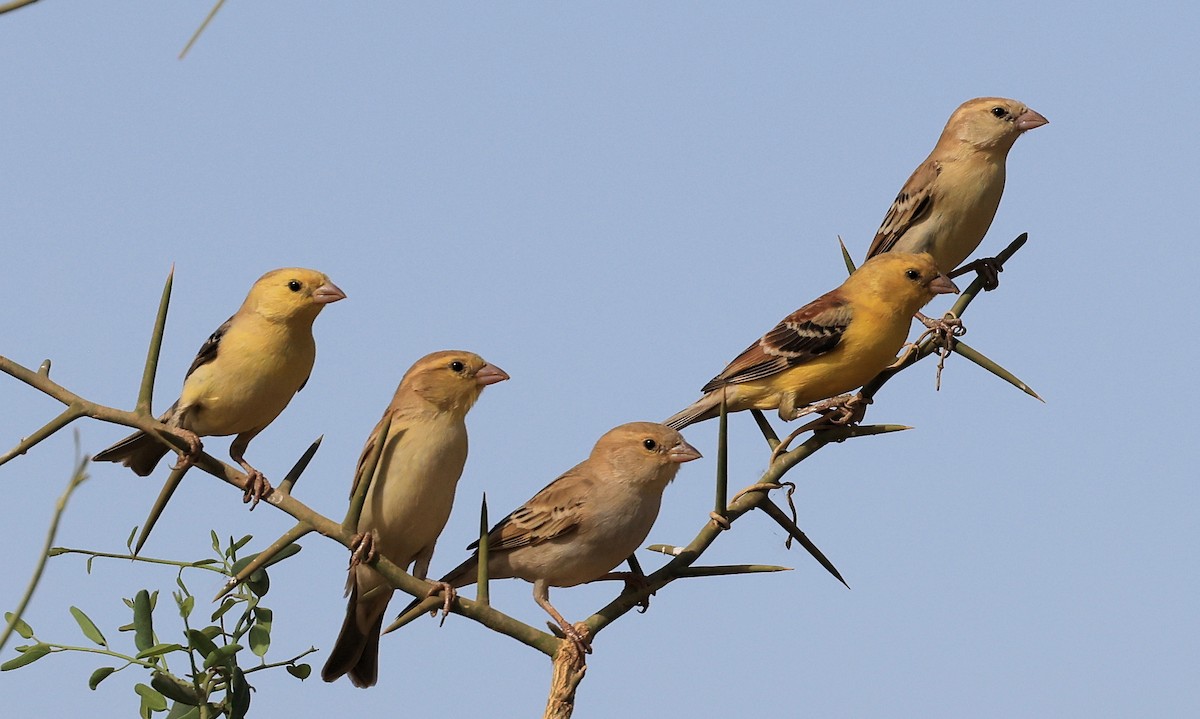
[864, 97, 1047, 287]
[94, 268, 345, 503]
[665, 253, 958, 430]
[389, 422, 700, 655]
[322, 350, 508, 688]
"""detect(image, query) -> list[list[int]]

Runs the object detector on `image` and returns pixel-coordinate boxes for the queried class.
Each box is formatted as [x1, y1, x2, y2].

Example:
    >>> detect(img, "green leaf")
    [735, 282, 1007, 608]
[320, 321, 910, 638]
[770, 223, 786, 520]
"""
[86, 555, 95, 574]
[251, 606, 272, 629]
[165, 703, 201, 719]
[228, 667, 250, 719]
[210, 530, 221, 555]
[189, 559, 218, 567]
[261, 542, 301, 569]
[286, 663, 311, 680]
[231, 535, 253, 554]
[133, 590, 154, 652]
[245, 569, 269, 598]
[248, 624, 270, 658]
[70, 606, 107, 646]
[137, 643, 185, 660]
[176, 595, 194, 621]
[185, 629, 218, 660]
[1, 643, 51, 670]
[201, 643, 243, 670]
[151, 671, 200, 705]
[210, 598, 237, 622]
[3, 612, 33, 639]
[127, 526, 139, 552]
[136, 682, 168, 714]
[88, 666, 117, 690]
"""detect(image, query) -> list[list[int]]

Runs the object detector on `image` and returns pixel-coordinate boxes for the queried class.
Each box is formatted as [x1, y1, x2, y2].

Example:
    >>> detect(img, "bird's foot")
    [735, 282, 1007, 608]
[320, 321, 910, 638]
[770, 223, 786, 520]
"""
[557, 622, 592, 656]
[348, 530, 379, 567]
[426, 581, 457, 626]
[914, 312, 965, 391]
[240, 468, 273, 510]
[167, 429, 203, 471]
[950, 256, 1002, 290]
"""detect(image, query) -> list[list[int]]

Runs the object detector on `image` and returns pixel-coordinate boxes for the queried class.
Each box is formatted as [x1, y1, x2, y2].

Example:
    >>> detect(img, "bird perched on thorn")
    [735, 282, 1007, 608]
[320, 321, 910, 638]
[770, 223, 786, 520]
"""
[864, 97, 1047, 289]
[664, 252, 958, 430]
[93, 267, 345, 505]
[322, 351, 508, 688]
[387, 422, 700, 655]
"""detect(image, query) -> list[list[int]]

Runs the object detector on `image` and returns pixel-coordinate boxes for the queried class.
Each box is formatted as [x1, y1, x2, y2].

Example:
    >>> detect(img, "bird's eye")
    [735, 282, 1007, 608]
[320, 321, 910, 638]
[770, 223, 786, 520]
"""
[643, 439, 657, 451]
[991, 106, 1008, 118]
[449, 360, 465, 373]
[287, 280, 302, 292]
[905, 269, 921, 281]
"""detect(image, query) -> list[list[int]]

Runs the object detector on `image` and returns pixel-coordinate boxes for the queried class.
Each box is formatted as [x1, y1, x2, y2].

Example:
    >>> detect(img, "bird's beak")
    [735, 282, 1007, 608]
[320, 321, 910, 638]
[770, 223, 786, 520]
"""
[929, 274, 960, 295]
[313, 282, 347, 304]
[668, 438, 702, 464]
[475, 363, 510, 386]
[1015, 108, 1048, 132]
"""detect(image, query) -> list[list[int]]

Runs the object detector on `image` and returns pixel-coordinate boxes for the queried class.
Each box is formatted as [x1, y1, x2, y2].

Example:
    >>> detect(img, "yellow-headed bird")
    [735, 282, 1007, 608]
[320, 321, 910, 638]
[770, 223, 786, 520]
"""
[94, 268, 345, 503]
[864, 97, 1047, 287]
[665, 253, 957, 430]
[389, 422, 700, 654]
[322, 351, 508, 688]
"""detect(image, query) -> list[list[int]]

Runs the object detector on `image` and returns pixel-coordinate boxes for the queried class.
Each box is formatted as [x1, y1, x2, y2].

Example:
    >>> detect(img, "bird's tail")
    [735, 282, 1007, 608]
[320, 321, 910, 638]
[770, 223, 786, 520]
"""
[663, 392, 721, 430]
[322, 580, 388, 688]
[92, 431, 171, 476]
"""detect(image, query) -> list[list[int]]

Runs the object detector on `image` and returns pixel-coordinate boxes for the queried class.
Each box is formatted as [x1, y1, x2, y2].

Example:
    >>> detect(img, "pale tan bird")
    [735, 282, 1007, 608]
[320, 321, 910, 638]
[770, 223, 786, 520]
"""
[389, 422, 701, 654]
[665, 253, 958, 430]
[864, 97, 1047, 287]
[93, 268, 346, 504]
[322, 350, 508, 688]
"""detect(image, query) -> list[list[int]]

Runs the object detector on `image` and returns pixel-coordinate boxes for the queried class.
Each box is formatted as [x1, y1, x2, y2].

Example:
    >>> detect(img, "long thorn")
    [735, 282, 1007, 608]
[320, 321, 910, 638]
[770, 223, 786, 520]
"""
[137, 266, 174, 417]
[714, 390, 729, 519]
[838, 235, 857, 275]
[277, 436, 323, 496]
[950, 339, 1044, 401]
[757, 498, 848, 588]
[0, 405, 85, 467]
[134, 464, 189, 555]
[477, 493, 490, 607]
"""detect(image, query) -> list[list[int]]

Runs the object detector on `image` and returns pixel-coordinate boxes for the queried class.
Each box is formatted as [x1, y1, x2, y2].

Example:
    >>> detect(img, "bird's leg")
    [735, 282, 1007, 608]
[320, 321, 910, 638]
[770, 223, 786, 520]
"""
[768, 396, 868, 463]
[535, 581, 591, 655]
[230, 431, 272, 509]
[348, 530, 379, 567]
[623, 555, 652, 612]
[163, 413, 203, 471]
[950, 256, 1002, 290]
[425, 582, 457, 625]
[912, 312, 966, 391]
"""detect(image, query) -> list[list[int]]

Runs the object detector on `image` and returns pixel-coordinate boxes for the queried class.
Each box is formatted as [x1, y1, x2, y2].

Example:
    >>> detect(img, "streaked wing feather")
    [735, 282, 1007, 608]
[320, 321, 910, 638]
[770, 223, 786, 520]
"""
[865, 160, 940, 258]
[470, 470, 591, 552]
[184, 317, 233, 379]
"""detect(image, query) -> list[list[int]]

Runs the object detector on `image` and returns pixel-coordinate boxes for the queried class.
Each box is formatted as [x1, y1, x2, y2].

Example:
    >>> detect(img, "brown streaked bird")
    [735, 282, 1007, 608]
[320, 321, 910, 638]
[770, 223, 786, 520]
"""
[665, 253, 958, 430]
[321, 351, 508, 688]
[389, 422, 700, 654]
[93, 267, 345, 503]
[864, 97, 1047, 287]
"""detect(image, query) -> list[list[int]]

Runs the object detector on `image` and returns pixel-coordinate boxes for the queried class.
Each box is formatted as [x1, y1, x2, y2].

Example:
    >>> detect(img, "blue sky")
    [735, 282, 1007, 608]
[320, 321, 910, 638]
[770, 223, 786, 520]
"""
[2, 3, 1196, 717]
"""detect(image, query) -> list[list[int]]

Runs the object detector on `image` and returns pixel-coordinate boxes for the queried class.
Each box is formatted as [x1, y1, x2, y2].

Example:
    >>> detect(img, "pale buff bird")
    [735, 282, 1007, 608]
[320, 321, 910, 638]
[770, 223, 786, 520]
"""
[864, 97, 1047, 288]
[94, 268, 345, 504]
[390, 422, 700, 654]
[321, 350, 508, 688]
[665, 253, 958, 430]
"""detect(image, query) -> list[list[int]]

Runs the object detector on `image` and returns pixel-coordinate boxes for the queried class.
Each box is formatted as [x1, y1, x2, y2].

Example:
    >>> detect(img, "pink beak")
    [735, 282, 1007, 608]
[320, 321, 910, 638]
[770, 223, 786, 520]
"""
[313, 282, 347, 304]
[1016, 108, 1049, 132]
[929, 274, 960, 295]
[668, 438, 702, 464]
[475, 363, 510, 386]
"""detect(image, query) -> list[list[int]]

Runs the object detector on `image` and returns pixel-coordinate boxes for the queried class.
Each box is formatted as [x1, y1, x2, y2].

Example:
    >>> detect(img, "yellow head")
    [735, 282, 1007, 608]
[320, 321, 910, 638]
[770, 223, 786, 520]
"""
[940, 97, 1048, 153]
[592, 422, 702, 488]
[242, 267, 346, 324]
[401, 350, 509, 415]
[845, 252, 959, 316]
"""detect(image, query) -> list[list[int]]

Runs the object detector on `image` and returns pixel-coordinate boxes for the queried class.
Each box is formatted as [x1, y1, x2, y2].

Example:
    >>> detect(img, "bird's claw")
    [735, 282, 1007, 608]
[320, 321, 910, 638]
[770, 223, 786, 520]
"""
[426, 582, 457, 626]
[950, 256, 1003, 290]
[562, 622, 593, 656]
[348, 531, 378, 567]
[241, 470, 273, 510]
[167, 429, 203, 471]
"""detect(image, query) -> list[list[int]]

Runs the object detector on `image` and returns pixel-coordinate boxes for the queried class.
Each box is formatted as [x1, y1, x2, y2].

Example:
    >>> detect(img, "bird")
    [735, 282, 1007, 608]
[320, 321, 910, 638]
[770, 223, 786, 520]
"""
[864, 97, 1047, 288]
[322, 350, 509, 688]
[388, 422, 701, 654]
[664, 252, 958, 430]
[93, 267, 345, 504]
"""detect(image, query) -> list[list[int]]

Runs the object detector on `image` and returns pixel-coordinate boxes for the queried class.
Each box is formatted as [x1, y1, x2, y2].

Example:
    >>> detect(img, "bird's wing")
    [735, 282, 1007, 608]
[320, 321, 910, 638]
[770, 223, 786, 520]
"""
[702, 292, 853, 392]
[864, 159, 940, 259]
[183, 316, 233, 379]
[470, 471, 591, 552]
